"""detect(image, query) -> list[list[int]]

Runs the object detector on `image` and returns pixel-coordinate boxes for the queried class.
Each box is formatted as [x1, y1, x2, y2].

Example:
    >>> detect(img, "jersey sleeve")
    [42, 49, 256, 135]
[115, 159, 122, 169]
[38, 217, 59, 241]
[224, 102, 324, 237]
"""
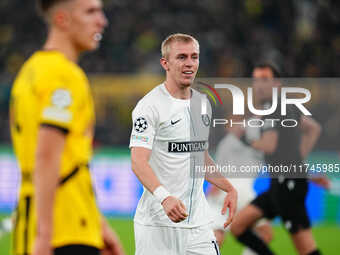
[36, 71, 82, 133]
[129, 101, 158, 150]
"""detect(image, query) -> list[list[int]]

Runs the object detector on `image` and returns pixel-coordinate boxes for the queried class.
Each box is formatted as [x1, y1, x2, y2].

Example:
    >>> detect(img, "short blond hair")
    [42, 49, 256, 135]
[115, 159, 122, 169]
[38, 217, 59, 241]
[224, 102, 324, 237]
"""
[161, 33, 199, 59]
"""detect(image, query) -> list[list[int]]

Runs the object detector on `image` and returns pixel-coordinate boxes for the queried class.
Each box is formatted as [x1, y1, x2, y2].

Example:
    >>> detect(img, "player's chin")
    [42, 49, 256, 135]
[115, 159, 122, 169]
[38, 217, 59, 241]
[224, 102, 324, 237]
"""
[86, 41, 100, 51]
[181, 78, 195, 87]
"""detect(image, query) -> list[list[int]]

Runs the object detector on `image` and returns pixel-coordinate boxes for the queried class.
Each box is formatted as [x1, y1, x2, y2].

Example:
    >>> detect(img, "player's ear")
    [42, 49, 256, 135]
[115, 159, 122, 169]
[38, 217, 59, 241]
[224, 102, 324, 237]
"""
[160, 58, 169, 72]
[53, 9, 71, 29]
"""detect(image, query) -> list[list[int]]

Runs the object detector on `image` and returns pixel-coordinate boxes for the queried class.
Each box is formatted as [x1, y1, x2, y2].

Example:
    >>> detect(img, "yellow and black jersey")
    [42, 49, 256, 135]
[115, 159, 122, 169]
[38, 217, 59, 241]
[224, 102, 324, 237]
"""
[10, 51, 103, 254]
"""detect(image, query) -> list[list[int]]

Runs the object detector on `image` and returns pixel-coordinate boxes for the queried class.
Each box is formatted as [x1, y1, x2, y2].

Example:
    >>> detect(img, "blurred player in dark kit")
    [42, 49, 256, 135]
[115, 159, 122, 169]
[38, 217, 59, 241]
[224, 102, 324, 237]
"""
[231, 63, 329, 255]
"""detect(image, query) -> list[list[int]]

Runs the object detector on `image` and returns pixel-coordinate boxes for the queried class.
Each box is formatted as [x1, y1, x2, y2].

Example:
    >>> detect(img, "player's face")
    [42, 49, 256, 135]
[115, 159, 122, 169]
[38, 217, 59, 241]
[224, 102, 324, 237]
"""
[252, 67, 276, 102]
[67, 0, 108, 51]
[165, 41, 199, 87]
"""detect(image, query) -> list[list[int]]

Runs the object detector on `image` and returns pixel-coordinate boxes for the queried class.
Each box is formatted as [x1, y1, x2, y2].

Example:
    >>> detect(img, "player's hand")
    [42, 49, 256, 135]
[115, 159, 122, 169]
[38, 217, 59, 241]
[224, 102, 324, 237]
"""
[162, 196, 188, 223]
[222, 188, 238, 228]
[32, 234, 53, 255]
[310, 176, 330, 189]
[101, 219, 125, 255]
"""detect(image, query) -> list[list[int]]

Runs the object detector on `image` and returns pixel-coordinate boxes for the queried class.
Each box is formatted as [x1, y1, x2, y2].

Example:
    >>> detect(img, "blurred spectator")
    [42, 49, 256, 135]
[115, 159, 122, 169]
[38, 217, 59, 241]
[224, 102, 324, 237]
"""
[0, 0, 339, 77]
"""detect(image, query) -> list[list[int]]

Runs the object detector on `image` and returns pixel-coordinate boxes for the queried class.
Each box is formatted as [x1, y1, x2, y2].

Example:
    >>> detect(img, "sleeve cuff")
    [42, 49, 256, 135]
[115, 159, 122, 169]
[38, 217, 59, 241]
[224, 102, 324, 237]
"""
[40, 123, 69, 135]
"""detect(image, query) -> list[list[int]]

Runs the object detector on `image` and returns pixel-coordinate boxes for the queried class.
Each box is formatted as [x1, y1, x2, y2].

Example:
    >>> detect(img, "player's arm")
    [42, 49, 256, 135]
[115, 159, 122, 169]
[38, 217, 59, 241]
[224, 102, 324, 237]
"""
[204, 151, 236, 193]
[299, 116, 329, 188]
[131, 147, 188, 222]
[206, 183, 220, 197]
[204, 151, 237, 228]
[131, 147, 162, 193]
[299, 116, 321, 159]
[100, 217, 125, 255]
[33, 126, 65, 255]
[32, 71, 79, 254]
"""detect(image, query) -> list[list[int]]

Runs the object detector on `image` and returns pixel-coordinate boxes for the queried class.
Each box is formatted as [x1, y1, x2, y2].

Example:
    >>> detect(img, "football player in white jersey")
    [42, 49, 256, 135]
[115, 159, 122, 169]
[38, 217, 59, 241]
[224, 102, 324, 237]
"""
[129, 33, 237, 255]
[207, 115, 273, 254]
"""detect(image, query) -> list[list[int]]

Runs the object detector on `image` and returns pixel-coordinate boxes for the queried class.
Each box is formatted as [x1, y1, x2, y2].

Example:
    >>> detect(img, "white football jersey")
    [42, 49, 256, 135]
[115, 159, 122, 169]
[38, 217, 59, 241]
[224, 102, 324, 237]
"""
[129, 83, 213, 228]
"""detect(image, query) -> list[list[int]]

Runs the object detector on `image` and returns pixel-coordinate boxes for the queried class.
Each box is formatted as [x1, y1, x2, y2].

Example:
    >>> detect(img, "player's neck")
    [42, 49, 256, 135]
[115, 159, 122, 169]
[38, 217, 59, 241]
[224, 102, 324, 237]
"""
[164, 80, 191, 100]
[43, 29, 80, 63]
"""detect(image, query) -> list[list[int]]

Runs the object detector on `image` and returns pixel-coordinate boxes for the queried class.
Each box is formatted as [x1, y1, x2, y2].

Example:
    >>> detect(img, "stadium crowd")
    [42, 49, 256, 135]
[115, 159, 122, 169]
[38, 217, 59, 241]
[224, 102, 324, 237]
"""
[0, 0, 339, 146]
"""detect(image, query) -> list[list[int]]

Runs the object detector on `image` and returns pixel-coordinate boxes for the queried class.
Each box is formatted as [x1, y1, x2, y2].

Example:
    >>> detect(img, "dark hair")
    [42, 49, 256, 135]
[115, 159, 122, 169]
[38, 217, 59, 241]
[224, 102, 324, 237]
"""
[253, 62, 281, 78]
[36, 0, 70, 17]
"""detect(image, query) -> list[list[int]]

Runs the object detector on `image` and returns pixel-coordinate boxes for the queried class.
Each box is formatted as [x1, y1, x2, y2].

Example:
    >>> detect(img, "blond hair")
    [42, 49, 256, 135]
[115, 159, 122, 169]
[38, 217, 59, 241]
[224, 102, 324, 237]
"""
[161, 33, 199, 59]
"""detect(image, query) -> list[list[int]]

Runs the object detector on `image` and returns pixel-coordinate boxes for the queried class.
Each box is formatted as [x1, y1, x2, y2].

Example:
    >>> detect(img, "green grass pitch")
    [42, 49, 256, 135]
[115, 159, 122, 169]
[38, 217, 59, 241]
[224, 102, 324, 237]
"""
[1, 215, 339, 254]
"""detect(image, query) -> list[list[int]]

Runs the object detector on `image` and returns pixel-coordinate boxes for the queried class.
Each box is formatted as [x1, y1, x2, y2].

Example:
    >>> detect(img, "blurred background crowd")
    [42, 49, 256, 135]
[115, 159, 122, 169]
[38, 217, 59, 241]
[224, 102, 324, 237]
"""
[0, 0, 339, 147]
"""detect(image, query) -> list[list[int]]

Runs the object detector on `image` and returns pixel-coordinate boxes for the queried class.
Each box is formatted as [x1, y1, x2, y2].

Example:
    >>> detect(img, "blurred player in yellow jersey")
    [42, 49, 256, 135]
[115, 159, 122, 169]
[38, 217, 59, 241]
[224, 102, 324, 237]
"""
[9, 0, 124, 255]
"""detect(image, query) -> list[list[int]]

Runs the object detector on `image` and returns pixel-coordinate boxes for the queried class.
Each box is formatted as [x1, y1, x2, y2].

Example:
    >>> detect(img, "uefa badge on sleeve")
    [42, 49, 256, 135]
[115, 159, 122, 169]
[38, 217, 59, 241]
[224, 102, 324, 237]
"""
[51, 89, 72, 109]
[202, 114, 210, 127]
[134, 117, 148, 133]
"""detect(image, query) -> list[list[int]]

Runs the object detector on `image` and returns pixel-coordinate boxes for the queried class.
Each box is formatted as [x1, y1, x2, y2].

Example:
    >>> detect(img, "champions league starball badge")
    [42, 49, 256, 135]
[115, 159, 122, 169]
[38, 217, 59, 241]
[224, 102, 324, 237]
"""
[134, 117, 148, 133]
[201, 114, 210, 127]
